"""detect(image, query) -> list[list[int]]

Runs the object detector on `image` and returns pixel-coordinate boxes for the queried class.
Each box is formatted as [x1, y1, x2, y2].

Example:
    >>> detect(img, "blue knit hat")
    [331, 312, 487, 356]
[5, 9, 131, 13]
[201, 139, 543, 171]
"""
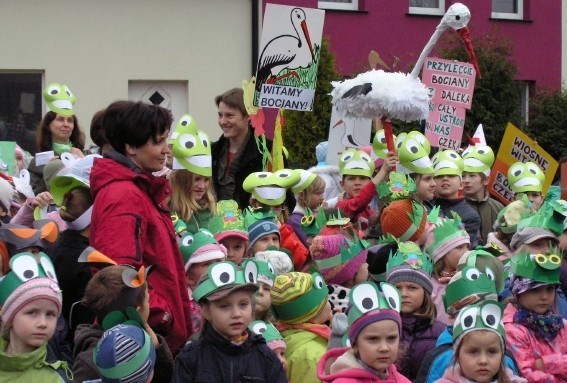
[316, 141, 328, 166]
[248, 219, 280, 249]
[94, 324, 156, 383]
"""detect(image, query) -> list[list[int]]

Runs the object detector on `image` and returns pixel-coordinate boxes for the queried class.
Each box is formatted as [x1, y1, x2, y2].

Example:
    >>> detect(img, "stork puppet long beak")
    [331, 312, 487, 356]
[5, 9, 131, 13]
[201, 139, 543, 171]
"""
[301, 20, 315, 60]
[457, 27, 481, 79]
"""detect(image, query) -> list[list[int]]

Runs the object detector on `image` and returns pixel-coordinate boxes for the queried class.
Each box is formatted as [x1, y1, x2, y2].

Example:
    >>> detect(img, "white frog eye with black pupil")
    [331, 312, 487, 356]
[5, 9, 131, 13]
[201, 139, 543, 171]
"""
[257, 172, 270, 179]
[276, 170, 292, 178]
[11, 254, 40, 282]
[198, 131, 209, 147]
[448, 151, 458, 159]
[462, 147, 472, 157]
[181, 234, 194, 247]
[381, 283, 401, 312]
[47, 85, 60, 95]
[378, 131, 386, 144]
[510, 164, 523, 177]
[465, 267, 481, 281]
[210, 262, 236, 286]
[252, 322, 267, 335]
[484, 267, 495, 281]
[39, 254, 58, 283]
[340, 152, 354, 162]
[477, 148, 486, 155]
[267, 261, 275, 275]
[360, 153, 371, 163]
[244, 260, 258, 283]
[200, 229, 214, 238]
[180, 115, 192, 126]
[459, 306, 479, 330]
[351, 283, 379, 313]
[179, 134, 197, 150]
[481, 302, 501, 329]
[313, 274, 325, 289]
[63, 86, 73, 98]
[526, 163, 540, 175]
[405, 139, 419, 154]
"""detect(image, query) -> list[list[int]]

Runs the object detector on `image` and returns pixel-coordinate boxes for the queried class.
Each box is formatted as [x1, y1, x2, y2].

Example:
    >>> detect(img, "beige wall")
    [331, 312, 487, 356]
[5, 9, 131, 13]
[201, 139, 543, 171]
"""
[0, 0, 253, 142]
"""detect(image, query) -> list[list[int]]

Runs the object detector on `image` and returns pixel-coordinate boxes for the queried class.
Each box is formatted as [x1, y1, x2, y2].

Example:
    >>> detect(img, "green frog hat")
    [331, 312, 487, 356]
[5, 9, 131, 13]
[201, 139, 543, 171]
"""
[396, 131, 433, 175]
[248, 320, 286, 351]
[457, 248, 505, 293]
[462, 145, 495, 176]
[510, 247, 561, 285]
[193, 261, 258, 303]
[432, 149, 464, 177]
[243, 169, 300, 206]
[507, 161, 545, 194]
[453, 301, 506, 351]
[241, 258, 275, 287]
[339, 149, 375, 178]
[372, 129, 397, 159]
[291, 169, 317, 195]
[443, 266, 498, 319]
[50, 152, 102, 206]
[169, 114, 212, 176]
[180, 229, 227, 272]
[43, 83, 76, 116]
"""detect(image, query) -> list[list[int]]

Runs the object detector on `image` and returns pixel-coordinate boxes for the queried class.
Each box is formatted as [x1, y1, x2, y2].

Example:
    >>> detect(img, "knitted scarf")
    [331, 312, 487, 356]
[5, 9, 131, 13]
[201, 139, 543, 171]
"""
[513, 307, 564, 342]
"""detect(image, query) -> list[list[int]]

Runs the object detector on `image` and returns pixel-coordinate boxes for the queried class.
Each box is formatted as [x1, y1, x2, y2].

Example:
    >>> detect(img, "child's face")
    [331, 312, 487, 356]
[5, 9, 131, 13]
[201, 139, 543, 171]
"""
[222, 237, 247, 265]
[201, 290, 253, 338]
[251, 233, 280, 254]
[354, 319, 399, 372]
[525, 238, 553, 254]
[273, 347, 287, 372]
[187, 260, 218, 286]
[341, 175, 371, 199]
[462, 172, 486, 198]
[517, 284, 556, 314]
[311, 300, 332, 324]
[353, 262, 369, 285]
[395, 281, 425, 315]
[138, 287, 150, 323]
[190, 175, 211, 202]
[444, 243, 468, 272]
[524, 191, 544, 210]
[306, 188, 325, 209]
[417, 174, 436, 201]
[9, 298, 58, 354]
[255, 282, 272, 314]
[433, 174, 461, 198]
[458, 330, 502, 383]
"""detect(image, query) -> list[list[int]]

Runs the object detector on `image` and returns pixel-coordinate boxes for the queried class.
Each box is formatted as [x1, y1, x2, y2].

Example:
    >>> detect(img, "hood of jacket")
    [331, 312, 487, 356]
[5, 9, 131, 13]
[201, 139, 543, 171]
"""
[73, 323, 104, 357]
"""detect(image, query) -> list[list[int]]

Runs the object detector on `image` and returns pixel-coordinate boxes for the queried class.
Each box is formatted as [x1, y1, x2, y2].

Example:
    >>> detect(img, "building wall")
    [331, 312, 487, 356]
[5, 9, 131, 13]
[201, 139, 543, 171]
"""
[262, 0, 563, 90]
[0, 0, 254, 142]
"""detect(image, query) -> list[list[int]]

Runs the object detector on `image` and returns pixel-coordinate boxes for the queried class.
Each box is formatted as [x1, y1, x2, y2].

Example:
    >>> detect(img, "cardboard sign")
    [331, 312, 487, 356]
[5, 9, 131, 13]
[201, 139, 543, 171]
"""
[255, 4, 325, 111]
[326, 103, 371, 166]
[422, 58, 477, 110]
[488, 122, 558, 205]
[424, 103, 465, 150]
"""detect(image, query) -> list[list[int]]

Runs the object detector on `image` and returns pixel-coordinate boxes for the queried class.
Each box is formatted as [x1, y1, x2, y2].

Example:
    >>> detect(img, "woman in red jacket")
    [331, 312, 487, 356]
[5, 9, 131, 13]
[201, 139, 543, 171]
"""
[89, 101, 192, 355]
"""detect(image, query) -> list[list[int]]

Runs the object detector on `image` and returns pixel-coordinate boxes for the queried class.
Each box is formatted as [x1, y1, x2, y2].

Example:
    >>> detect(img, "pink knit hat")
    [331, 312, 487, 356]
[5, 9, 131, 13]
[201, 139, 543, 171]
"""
[310, 234, 368, 285]
[185, 243, 227, 271]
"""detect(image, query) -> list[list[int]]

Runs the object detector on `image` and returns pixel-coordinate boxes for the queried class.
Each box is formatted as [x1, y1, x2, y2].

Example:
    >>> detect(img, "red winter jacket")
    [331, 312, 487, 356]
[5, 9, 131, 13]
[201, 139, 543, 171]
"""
[89, 152, 191, 355]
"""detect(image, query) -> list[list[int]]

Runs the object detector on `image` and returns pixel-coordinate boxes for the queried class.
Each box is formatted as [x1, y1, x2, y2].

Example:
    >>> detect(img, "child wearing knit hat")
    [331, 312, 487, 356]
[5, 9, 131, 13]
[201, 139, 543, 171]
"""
[317, 281, 410, 382]
[427, 212, 471, 325]
[244, 207, 281, 256]
[249, 320, 288, 373]
[386, 242, 446, 381]
[380, 198, 429, 245]
[310, 233, 370, 313]
[270, 271, 332, 383]
[0, 252, 71, 381]
[436, 302, 526, 383]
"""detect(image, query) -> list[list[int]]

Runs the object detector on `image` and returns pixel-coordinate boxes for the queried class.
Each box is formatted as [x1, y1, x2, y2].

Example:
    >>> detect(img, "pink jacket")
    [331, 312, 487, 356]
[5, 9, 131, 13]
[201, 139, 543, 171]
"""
[431, 277, 451, 325]
[435, 364, 526, 383]
[317, 347, 411, 383]
[503, 303, 567, 382]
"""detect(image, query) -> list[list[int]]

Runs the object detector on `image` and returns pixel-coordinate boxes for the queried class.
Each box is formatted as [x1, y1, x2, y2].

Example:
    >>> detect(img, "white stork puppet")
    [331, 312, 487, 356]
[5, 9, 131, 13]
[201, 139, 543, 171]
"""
[331, 3, 481, 154]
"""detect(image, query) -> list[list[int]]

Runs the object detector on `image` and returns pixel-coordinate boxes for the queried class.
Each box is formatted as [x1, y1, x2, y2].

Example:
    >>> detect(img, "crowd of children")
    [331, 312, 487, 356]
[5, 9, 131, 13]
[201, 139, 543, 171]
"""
[0, 83, 567, 383]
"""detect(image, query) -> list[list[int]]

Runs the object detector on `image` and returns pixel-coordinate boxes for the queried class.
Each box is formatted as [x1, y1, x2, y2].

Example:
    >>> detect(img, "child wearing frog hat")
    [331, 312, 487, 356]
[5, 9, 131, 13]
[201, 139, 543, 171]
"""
[507, 161, 546, 210]
[172, 261, 287, 382]
[249, 320, 288, 373]
[432, 149, 481, 247]
[270, 271, 332, 383]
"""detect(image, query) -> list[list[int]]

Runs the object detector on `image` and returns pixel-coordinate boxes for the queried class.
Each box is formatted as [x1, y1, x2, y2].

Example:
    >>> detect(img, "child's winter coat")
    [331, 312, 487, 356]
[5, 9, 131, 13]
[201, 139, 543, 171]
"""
[435, 363, 526, 383]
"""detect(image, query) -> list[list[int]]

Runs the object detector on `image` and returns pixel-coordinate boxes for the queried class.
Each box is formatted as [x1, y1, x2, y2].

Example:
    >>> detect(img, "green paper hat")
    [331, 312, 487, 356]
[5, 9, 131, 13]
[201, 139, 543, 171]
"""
[313, 232, 370, 272]
[347, 282, 401, 327]
[377, 171, 416, 201]
[458, 249, 505, 293]
[242, 258, 275, 286]
[432, 149, 464, 177]
[325, 210, 351, 227]
[179, 229, 218, 266]
[300, 206, 327, 237]
[453, 301, 506, 345]
[462, 145, 495, 175]
[291, 169, 317, 194]
[169, 114, 212, 176]
[507, 161, 545, 193]
[428, 205, 441, 224]
[339, 149, 375, 178]
[50, 153, 101, 206]
[386, 241, 433, 276]
[510, 248, 561, 284]
[171, 212, 188, 235]
[193, 261, 258, 302]
[372, 129, 397, 159]
[495, 196, 532, 234]
[396, 131, 433, 175]
[0, 252, 59, 306]
[209, 200, 248, 239]
[426, 212, 469, 260]
[243, 169, 300, 206]
[539, 199, 567, 236]
[443, 266, 497, 312]
[43, 83, 76, 116]
[249, 320, 284, 343]
[242, 206, 277, 230]
[102, 307, 144, 330]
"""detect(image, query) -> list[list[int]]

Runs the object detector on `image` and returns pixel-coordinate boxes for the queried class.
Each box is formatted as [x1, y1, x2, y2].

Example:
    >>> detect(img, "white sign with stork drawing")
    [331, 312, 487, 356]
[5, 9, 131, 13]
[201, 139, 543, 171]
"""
[255, 4, 325, 111]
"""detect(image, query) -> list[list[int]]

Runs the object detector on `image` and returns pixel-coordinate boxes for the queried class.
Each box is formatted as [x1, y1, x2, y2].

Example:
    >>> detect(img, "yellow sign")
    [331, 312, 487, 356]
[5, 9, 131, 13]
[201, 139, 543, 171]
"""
[488, 122, 558, 205]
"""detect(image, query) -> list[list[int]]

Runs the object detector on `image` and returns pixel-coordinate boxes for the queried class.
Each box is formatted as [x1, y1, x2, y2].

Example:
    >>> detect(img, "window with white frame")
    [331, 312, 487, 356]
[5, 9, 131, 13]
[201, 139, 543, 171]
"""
[492, 0, 524, 20]
[318, 0, 360, 11]
[409, 0, 445, 16]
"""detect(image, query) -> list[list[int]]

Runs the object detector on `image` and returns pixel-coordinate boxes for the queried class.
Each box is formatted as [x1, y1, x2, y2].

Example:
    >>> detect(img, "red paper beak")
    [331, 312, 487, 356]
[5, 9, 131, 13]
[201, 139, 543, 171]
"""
[458, 27, 481, 79]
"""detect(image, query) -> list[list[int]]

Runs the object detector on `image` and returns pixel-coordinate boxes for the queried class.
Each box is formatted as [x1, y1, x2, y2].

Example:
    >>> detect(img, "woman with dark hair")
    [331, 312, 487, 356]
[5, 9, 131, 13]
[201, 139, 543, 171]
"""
[89, 100, 192, 356]
[28, 111, 85, 194]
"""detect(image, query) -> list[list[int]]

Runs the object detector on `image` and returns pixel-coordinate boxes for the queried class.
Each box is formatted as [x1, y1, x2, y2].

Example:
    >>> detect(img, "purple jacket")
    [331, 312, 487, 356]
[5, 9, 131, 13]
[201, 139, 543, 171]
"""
[397, 315, 446, 381]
